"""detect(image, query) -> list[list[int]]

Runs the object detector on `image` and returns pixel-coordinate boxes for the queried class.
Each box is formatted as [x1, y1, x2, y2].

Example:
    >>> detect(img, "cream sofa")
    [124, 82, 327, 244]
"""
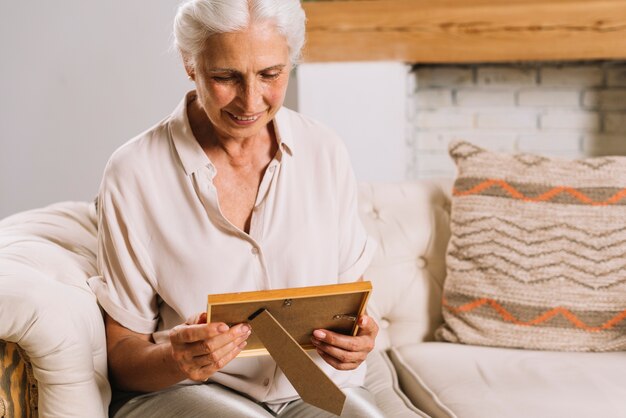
[1, 180, 625, 418]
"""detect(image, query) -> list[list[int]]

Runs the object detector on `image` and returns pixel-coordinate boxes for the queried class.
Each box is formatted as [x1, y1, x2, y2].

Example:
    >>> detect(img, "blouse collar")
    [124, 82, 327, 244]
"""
[170, 90, 294, 177]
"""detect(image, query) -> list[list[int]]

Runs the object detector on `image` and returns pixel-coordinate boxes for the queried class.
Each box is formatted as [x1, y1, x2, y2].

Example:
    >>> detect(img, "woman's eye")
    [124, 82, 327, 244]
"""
[213, 76, 236, 83]
[261, 72, 280, 80]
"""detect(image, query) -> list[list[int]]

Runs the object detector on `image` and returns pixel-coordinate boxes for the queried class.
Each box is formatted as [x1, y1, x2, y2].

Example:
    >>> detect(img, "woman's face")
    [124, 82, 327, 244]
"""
[190, 21, 291, 142]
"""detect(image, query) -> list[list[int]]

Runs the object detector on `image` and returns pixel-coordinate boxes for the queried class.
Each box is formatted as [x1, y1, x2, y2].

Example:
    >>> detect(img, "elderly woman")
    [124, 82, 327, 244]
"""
[89, 0, 383, 417]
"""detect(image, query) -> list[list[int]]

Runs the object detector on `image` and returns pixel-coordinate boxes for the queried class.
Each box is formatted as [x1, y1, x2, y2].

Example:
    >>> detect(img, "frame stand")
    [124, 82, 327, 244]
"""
[249, 308, 346, 416]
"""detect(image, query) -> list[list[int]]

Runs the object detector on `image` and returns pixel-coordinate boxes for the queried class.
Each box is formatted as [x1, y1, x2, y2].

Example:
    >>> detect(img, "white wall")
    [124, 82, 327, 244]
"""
[296, 62, 409, 182]
[0, 1, 190, 218]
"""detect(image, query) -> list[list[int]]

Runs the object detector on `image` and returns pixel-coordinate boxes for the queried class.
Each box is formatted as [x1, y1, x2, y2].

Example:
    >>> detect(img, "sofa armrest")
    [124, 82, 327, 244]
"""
[0, 201, 109, 418]
[0, 262, 109, 418]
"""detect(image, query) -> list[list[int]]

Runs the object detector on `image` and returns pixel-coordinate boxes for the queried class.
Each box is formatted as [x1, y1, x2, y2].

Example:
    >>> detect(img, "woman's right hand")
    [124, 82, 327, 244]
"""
[168, 312, 251, 382]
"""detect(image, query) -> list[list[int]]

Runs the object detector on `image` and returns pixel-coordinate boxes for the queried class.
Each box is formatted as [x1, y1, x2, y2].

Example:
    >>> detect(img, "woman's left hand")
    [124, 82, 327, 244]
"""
[310, 314, 378, 370]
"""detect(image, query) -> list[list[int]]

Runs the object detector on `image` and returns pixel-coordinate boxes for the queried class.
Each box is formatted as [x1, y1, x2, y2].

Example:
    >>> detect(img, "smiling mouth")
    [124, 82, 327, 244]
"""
[227, 111, 262, 122]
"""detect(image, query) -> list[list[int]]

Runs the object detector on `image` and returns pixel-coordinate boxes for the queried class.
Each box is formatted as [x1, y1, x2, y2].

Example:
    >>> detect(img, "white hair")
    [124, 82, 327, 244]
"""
[174, 0, 306, 66]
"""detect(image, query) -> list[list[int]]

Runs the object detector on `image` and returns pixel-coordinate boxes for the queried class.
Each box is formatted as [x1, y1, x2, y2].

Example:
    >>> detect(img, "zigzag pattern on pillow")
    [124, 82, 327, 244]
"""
[437, 141, 626, 352]
[454, 178, 626, 205]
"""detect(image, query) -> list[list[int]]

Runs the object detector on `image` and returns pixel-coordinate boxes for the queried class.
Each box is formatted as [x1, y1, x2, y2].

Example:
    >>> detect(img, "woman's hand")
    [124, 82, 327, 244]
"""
[169, 312, 251, 382]
[310, 314, 378, 370]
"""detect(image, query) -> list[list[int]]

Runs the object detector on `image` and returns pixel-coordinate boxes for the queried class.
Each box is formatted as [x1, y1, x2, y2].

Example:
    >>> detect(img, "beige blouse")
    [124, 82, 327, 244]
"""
[89, 91, 377, 405]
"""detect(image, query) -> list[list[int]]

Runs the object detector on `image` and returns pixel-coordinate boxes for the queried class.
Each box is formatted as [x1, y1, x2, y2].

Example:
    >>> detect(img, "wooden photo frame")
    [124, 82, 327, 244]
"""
[207, 281, 372, 357]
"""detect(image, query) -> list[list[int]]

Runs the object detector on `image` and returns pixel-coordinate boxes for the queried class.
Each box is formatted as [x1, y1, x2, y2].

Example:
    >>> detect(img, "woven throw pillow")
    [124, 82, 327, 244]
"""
[436, 141, 626, 351]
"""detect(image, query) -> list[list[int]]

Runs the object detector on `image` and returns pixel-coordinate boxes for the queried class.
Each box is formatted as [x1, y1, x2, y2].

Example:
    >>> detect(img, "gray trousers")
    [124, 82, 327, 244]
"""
[114, 383, 385, 418]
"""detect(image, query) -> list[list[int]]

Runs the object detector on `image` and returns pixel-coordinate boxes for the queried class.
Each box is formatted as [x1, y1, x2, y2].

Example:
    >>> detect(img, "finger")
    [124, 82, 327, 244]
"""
[315, 348, 359, 371]
[200, 332, 249, 365]
[356, 315, 379, 338]
[169, 322, 229, 345]
[202, 323, 251, 353]
[186, 324, 251, 357]
[311, 329, 374, 353]
[191, 339, 248, 381]
[173, 325, 251, 379]
[311, 337, 367, 364]
[190, 332, 250, 367]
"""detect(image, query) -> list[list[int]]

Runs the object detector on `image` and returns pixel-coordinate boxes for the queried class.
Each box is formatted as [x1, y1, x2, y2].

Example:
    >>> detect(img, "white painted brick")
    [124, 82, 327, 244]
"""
[455, 89, 515, 107]
[582, 134, 626, 156]
[477, 66, 536, 86]
[582, 89, 626, 110]
[540, 65, 604, 86]
[476, 111, 537, 129]
[415, 153, 457, 173]
[606, 64, 626, 87]
[415, 111, 474, 129]
[517, 89, 580, 107]
[415, 67, 474, 87]
[437, 131, 517, 151]
[408, 62, 617, 179]
[539, 110, 600, 131]
[415, 132, 447, 151]
[604, 112, 626, 133]
[414, 88, 453, 109]
[517, 133, 582, 152]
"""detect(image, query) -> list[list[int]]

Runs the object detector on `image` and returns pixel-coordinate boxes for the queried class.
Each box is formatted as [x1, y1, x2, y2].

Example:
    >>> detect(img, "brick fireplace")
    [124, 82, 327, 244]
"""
[409, 61, 626, 178]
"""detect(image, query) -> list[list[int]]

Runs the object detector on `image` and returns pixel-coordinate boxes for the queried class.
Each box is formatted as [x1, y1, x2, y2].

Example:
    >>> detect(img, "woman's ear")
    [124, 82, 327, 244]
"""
[182, 53, 195, 81]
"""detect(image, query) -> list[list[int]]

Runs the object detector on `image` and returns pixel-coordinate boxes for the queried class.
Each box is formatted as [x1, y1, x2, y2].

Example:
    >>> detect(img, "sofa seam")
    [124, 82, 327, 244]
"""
[389, 346, 457, 418]
[380, 350, 431, 417]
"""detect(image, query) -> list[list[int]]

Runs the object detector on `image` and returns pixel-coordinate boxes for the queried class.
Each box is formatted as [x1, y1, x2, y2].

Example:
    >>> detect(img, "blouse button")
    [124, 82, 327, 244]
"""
[416, 257, 426, 268]
[251, 247, 259, 255]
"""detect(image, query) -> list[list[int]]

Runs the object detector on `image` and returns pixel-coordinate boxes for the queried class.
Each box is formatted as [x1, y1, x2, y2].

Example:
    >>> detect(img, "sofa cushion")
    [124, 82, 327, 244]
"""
[390, 342, 626, 418]
[437, 141, 626, 351]
[364, 350, 428, 417]
[358, 181, 452, 350]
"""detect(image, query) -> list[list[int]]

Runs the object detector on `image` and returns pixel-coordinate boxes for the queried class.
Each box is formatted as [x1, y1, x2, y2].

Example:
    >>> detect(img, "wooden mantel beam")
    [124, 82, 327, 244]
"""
[302, 0, 626, 63]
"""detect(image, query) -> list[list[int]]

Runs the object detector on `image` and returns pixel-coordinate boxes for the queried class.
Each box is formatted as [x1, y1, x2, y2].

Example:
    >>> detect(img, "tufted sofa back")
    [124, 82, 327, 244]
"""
[358, 180, 453, 351]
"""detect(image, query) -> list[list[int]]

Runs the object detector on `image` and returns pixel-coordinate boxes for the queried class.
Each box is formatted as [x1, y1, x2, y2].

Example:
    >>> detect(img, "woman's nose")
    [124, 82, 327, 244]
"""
[239, 80, 262, 111]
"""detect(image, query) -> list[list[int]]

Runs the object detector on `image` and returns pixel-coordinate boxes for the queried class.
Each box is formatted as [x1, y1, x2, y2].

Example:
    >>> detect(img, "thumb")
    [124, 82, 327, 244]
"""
[357, 314, 378, 337]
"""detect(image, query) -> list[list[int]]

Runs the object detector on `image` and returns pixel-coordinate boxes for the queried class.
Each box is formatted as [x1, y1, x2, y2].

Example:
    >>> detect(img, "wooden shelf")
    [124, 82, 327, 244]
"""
[302, 0, 626, 63]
